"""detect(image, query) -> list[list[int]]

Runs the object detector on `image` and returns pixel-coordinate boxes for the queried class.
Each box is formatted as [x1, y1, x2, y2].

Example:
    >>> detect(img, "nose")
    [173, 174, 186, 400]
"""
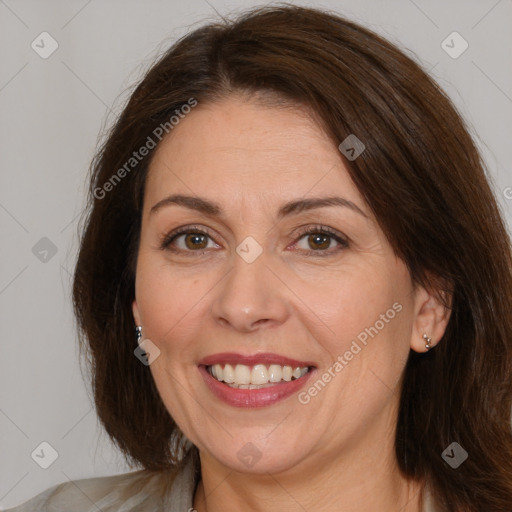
[210, 249, 290, 333]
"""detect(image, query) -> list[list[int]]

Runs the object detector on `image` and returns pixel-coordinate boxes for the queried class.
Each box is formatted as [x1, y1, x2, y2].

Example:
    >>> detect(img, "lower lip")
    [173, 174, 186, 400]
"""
[198, 365, 315, 408]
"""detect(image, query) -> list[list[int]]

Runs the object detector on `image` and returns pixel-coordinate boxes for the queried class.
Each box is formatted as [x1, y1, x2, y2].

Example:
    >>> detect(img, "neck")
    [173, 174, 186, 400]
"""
[192, 431, 424, 512]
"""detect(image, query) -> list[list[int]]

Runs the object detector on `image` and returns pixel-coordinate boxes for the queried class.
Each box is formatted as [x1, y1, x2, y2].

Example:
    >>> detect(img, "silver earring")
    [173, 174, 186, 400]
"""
[135, 325, 142, 344]
[423, 333, 432, 351]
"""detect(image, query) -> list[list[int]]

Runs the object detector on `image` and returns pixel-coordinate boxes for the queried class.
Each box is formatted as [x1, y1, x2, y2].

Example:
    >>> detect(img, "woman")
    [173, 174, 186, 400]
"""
[6, 4, 512, 512]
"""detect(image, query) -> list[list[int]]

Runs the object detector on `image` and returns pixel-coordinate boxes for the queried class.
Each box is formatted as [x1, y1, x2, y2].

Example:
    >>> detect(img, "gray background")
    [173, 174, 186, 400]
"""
[1, 0, 511, 508]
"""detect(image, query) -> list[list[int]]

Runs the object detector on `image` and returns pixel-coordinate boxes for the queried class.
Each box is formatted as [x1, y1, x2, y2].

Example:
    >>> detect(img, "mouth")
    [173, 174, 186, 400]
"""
[198, 353, 316, 408]
[206, 363, 311, 389]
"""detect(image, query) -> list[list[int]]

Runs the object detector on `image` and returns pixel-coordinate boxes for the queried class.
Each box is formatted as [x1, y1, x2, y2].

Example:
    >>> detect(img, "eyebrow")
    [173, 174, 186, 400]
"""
[149, 194, 369, 219]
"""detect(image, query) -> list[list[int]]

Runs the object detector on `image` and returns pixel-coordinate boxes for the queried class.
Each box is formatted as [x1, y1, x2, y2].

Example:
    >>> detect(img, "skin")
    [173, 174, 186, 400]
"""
[132, 95, 451, 512]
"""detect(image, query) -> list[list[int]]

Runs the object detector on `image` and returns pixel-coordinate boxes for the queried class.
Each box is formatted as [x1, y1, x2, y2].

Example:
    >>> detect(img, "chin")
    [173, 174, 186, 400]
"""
[199, 432, 314, 475]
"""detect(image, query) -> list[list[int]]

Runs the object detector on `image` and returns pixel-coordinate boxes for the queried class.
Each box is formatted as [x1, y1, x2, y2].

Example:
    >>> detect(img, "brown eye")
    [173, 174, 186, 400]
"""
[160, 226, 219, 253]
[183, 233, 209, 250]
[294, 226, 348, 255]
[306, 233, 332, 250]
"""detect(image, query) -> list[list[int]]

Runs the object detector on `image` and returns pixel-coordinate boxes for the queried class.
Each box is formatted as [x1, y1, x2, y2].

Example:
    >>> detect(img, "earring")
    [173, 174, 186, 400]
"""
[423, 333, 432, 351]
[135, 325, 142, 345]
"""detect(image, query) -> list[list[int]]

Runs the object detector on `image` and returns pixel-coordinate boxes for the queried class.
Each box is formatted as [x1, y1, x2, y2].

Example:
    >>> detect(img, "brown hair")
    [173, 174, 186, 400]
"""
[72, 4, 512, 510]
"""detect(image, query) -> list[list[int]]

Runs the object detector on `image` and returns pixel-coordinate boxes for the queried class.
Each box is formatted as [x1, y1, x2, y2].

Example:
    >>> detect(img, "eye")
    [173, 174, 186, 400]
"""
[159, 224, 349, 256]
[293, 225, 348, 255]
[159, 225, 219, 253]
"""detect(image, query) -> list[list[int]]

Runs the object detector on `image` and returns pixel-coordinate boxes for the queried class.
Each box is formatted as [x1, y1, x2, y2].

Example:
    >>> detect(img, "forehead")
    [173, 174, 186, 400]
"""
[144, 97, 367, 214]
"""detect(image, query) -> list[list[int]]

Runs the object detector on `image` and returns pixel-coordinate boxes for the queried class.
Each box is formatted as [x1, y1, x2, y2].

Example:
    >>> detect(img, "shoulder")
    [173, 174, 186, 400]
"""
[3, 455, 198, 512]
[423, 483, 450, 512]
[2, 470, 158, 512]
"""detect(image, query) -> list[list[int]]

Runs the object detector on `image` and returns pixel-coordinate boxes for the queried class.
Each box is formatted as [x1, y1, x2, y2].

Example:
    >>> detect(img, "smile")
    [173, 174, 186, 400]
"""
[198, 353, 316, 407]
[207, 363, 310, 389]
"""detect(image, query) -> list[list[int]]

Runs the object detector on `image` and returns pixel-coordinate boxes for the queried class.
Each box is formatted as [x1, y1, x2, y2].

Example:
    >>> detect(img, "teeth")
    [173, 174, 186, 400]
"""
[207, 363, 310, 388]
[268, 364, 282, 382]
[234, 364, 251, 385]
[251, 364, 269, 385]
[213, 364, 223, 381]
[282, 366, 292, 381]
[223, 364, 234, 383]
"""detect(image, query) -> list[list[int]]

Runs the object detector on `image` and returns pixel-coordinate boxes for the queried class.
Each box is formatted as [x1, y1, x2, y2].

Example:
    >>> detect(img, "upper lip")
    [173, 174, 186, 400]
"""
[198, 352, 316, 368]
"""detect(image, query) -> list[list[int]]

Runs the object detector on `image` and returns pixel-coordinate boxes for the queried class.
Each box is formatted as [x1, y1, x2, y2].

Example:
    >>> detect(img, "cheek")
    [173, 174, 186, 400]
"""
[134, 258, 209, 352]
[135, 261, 210, 427]
[296, 258, 413, 391]
[333, 266, 413, 394]
[289, 259, 400, 343]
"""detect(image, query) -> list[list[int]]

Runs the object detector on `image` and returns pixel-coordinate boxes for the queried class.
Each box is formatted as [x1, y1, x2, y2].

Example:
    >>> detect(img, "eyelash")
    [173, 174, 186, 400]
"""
[158, 224, 349, 257]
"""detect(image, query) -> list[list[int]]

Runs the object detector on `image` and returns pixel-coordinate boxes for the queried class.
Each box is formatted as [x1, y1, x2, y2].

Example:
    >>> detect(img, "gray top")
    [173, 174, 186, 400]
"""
[2, 454, 198, 512]
[3, 453, 443, 511]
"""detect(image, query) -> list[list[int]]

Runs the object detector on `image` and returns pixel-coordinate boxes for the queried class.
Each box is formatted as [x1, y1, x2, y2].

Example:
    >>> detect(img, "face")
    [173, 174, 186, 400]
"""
[132, 95, 427, 476]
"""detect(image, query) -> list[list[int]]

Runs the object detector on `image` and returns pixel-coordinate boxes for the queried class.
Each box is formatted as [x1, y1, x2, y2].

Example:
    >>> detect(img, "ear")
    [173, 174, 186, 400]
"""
[132, 299, 141, 326]
[410, 276, 452, 353]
